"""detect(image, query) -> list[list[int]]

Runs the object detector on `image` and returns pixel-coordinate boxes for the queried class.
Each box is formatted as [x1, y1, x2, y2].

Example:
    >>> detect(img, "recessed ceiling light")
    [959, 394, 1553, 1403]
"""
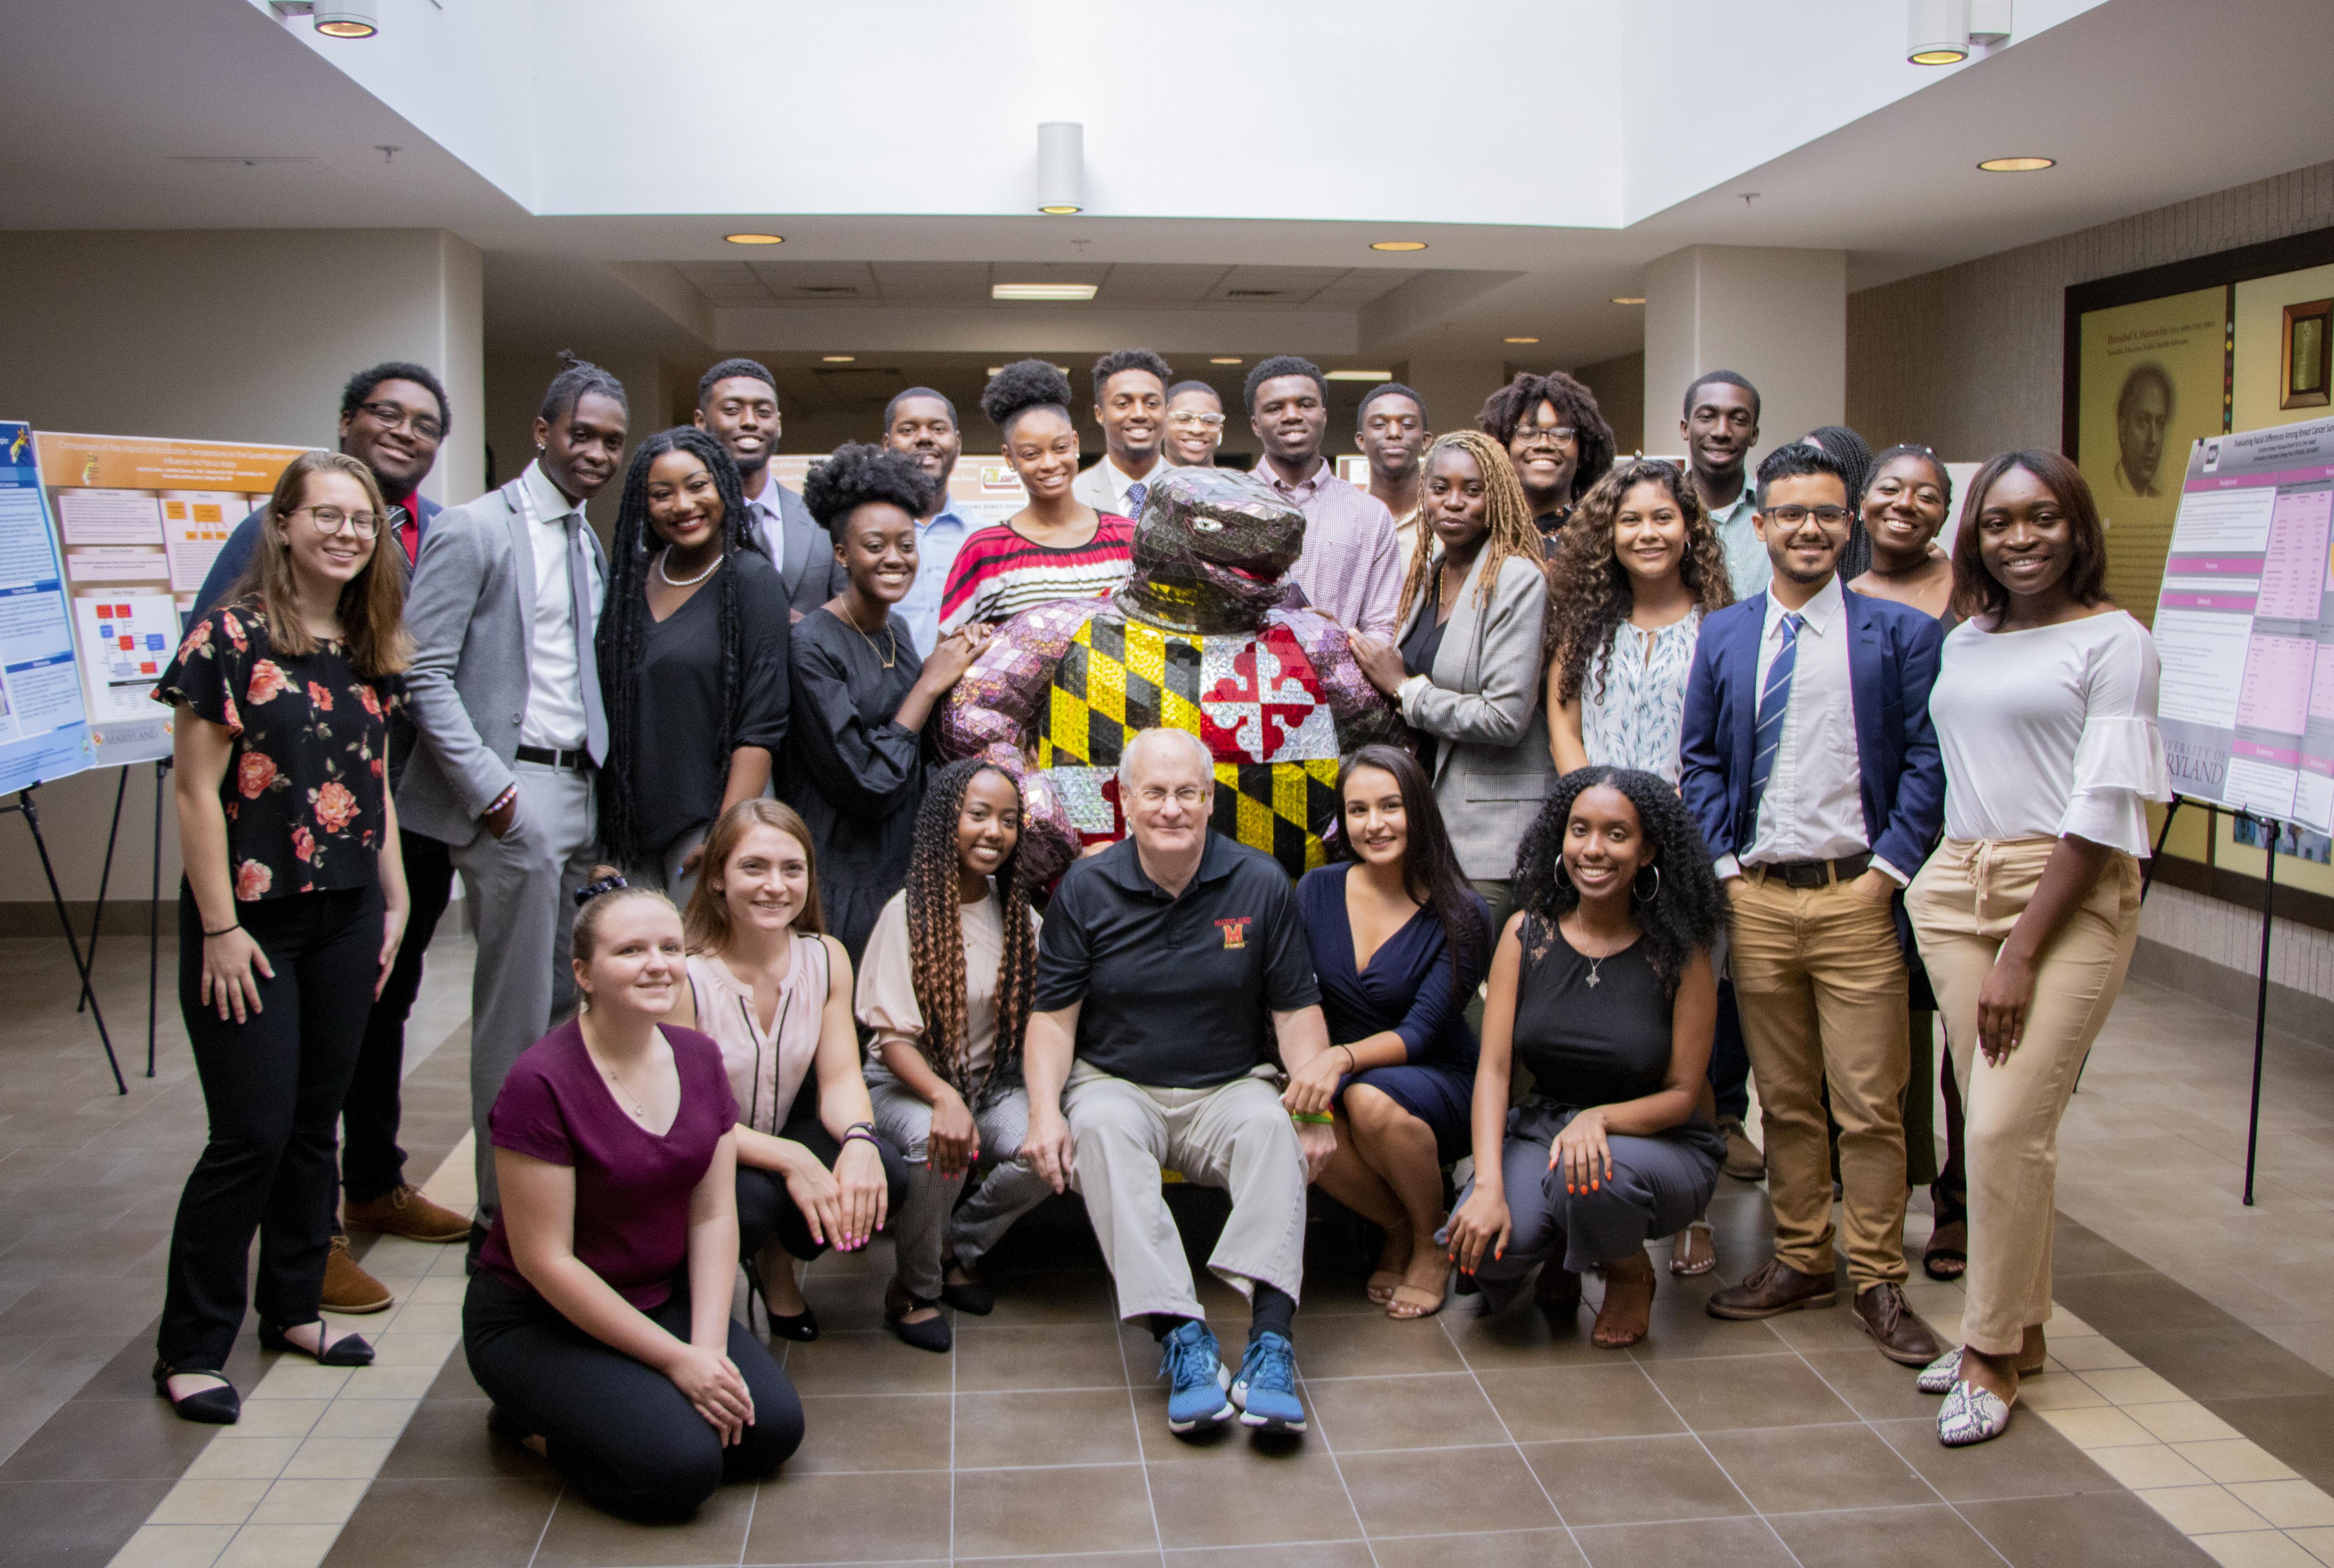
[724, 232, 783, 245]
[1611, 296, 1646, 305]
[1368, 240, 1427, 252]
[1504, 336, 1540, 344]
[1978, 155, 2055, 172]
[821, 355, 856, 363]
[1325, 370, 1392, 383]
[992, 282, 1098, 301]
[1209, 357, 1243, 365]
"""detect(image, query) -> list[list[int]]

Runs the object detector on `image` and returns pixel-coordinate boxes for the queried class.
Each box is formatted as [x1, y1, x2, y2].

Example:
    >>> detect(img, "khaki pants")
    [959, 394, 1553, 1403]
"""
[1908, 838, 2142, 1355]
[1728, 869, 1910, 1289]
[1061, 1061, 1308, 1323]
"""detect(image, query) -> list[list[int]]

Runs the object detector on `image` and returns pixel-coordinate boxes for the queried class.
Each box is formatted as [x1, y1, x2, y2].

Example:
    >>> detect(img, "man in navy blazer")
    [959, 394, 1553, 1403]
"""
[1678, 440, 1946, 1368]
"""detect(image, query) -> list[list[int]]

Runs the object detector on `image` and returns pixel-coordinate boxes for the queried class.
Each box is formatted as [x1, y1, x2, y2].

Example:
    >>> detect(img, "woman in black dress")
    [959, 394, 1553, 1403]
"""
[597, 428, 789, 904]
[1444, 767, 1728, 1349]
[783, 443, 989, 963]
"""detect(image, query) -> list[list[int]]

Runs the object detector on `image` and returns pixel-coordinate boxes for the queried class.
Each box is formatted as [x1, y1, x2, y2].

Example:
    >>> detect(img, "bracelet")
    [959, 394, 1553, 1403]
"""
[1338, 1045, 1357, 1074]
[1289, 1110, 1334, 1125]
[844, 1121, 876, 1138]
[202, 921, 241, 939]
[840, 1128, 883, 1152]
[484, 784, 517, 818]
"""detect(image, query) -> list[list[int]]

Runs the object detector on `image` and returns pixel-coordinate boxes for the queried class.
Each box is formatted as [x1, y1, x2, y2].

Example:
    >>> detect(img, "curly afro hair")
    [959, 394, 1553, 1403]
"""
[980, 359, 1076, 436]
[1476, 370, 1615, 506]
[1509, 766, 1725, 997]
[801, 441, 934, 537]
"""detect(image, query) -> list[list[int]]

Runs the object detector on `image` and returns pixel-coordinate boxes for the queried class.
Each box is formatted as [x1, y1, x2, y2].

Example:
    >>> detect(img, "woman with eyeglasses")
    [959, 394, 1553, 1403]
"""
[1162, 381, 1227, 468]
[1476, 372, 1616, 553]
[148, 451, 414, 1423]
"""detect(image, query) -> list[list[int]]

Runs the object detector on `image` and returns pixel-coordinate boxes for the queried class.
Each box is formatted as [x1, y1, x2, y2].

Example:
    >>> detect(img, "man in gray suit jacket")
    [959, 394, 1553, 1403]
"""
[695, 357, 847, 620]
[401, 357, 627, 1227]
[1071, 348, 1173, 521]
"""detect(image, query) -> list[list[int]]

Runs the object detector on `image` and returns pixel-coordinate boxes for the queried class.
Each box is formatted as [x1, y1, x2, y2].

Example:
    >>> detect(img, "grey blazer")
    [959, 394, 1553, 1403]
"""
[1397, 550, 1556, 881]
[769, 482, 848, 618]
[398, 477, 608, 848]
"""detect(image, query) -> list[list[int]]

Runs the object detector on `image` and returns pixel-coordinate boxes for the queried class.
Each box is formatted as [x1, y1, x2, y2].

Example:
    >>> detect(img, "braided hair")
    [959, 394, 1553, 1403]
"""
[1510, 767, 1725, 998]
[900, 759, 1041, 1099]
[595, 427, 754, 869]
[539, 350, 627, 424]
[1396, 429, 1545, 625]
[1475, 370, 1616, 507]
[1546, 459, 1734, 700]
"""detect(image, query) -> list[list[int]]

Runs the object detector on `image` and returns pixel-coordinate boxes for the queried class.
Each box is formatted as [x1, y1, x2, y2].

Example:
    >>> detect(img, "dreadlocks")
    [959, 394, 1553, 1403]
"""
[1396, 429, 1546, 626]
[1546, 459, 1733, 701]
[595, 426, 754, 869]
[901, 759, 1041, 1100]
[539, 350, 627, 424]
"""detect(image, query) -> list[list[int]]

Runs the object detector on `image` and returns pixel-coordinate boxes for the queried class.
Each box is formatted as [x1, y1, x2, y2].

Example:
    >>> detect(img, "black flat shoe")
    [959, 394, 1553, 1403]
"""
[153, 1360, 240, 1425]
[258, 1320, 375, 1367]
[939, 1277, 995, 1316]
[885, 1282, 952, 1354]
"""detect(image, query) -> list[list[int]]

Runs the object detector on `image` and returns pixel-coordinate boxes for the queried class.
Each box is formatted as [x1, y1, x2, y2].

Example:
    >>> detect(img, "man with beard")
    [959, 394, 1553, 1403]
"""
[882, 386, 978, 655]
[694, 358, 845, 622]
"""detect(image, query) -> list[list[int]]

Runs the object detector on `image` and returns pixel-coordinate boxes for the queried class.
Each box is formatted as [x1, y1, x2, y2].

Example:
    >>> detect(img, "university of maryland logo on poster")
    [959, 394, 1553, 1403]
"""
[1216, 917, 1251, 950]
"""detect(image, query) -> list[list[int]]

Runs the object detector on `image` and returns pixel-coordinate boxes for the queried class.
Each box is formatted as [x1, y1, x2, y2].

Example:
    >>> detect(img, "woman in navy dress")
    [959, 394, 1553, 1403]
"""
[1290, 745, 1489, 1319]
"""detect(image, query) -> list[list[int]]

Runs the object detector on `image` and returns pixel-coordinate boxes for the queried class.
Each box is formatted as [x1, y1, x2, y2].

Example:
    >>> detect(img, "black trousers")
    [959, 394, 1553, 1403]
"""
[161, 883, 381, 1372]
[1708, 979, 1752, 1124]
[735, 1111, 912, 1261]
[341, 828, 455, 1206]
[463, 1268, 802, 1521]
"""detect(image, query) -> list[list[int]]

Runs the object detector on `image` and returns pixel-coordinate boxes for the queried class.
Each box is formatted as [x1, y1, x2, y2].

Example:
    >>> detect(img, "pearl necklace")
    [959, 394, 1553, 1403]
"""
[656, 547, 721, 587]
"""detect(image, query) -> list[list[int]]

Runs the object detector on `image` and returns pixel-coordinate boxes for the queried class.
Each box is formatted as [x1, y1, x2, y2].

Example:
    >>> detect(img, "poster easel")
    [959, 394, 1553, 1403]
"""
[4, 786, 127, 1094]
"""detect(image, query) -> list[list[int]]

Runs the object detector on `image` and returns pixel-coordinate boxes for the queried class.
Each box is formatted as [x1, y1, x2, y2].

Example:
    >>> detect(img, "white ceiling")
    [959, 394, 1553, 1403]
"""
[2, 0, 2330, 369]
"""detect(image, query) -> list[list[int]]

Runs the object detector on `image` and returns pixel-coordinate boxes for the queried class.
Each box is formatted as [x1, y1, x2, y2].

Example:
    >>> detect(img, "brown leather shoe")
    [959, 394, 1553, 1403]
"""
[1854, 1283, 1944, 1366]
[344, 1184, 472, 1244]
[322, 1235, 393, 1314]
[1706, 1257, 1837, 1320]
[1717, 1117, 1765, 1182]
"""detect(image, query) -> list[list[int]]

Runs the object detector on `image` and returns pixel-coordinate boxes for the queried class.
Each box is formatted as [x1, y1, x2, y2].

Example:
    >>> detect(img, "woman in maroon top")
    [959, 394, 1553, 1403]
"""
[462, 873, 802, 1521]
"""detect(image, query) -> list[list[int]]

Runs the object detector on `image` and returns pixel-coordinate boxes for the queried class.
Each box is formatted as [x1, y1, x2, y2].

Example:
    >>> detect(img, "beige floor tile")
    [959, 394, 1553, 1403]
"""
[183, 1436, 303, 1481]
[2228, 1482, 2334, 1529]
[364, 1329, 458, 1366]
[2289, 1525, 2334, 1565]
[2093, 1442, 2215, 1489]
[309, 1398, 417, 1439]
[247, 1478, 369, 1526]
[246, 1365, 351, 1402]
[278, 1436, 396, 1480]
[226, 1400, 328, 1439]
[2135, 1402, 2248, 1442]
[2021, 1373, 2111, 1410]
[378, 1304, 460, 1335]
[211, 1522, 344, 1568]
[2035, 1403, 2156, 1448]
[2193, 1531, 2328, 1568]
[111, 1524, 239, 1568]
[2138, 1484, 2273, 1534]
[333, 1363, 439, 1399]
[405, 1275, 468, 1305]
[147, 1478, 272, 1526]
[2081, 1367, 2191, 1404]
[2050, 1335, 2143, 1372]
[2180, 1439, 2305, 1483]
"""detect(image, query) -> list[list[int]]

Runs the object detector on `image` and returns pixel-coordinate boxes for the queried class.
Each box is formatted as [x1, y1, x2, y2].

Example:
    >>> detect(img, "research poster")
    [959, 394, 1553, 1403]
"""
[0, 422, 93, 793]
[34, 431, 311, 764]
[2151, 411, 2334, 829]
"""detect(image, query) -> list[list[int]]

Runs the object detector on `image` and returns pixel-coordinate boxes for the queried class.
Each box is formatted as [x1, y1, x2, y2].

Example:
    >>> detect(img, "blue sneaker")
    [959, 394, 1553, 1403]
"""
[1158, 1321, 1232, 1433]
[1230, 1331, 1305, 1433]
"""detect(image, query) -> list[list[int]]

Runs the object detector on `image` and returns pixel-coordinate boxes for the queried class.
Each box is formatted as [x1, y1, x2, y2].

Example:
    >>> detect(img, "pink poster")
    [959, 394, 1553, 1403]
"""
[2260, 489, 2333, 620]
[2239, 635, 2317, 733]
[2316, 643, 2334, 723]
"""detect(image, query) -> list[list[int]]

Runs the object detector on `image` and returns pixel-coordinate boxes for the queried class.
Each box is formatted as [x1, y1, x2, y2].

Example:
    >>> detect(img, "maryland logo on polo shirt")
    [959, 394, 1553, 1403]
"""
[1216, 916, 1251, 949]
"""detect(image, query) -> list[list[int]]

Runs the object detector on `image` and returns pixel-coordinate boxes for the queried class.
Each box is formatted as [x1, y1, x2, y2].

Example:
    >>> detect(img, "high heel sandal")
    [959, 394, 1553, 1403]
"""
[153, 1359, 241, 1425]
[744, 1255, 819, 1342]
[257, 1319, 374, 1367]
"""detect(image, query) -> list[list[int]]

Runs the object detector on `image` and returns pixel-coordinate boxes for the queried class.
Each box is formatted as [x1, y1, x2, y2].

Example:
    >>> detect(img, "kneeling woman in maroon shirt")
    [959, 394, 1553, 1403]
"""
[463, 871, 803, 1521]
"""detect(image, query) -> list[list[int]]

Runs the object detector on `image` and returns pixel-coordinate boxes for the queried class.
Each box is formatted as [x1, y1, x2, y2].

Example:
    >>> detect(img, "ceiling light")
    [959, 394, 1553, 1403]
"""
[1611, 296, 1646, 305]
[1978, 155, 2055, 172]
[1368, 240, 1427, 252]
[1209, 357, 1243, 365]
[269, 1, 378, 37]
[1037, 121, 1084, 214]
[1504, 336, 1540, 344]
[724, 233, 783, 245]
[1325, 370, 1392, 383]
[984, 366, 1070, 375]
[992, 283, 1097, 301]
[1907, 0, 1969, 63]
[821, 355, 856, 363]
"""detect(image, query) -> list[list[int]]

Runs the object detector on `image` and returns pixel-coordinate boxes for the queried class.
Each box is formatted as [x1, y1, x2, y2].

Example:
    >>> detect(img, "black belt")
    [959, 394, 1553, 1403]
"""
[1750, 852, 1871, 888]
[514, 745, 591, 772]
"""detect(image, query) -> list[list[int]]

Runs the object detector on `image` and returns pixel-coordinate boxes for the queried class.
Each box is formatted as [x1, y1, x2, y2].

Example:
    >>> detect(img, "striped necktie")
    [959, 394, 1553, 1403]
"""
[1746, 611, 1803, 837]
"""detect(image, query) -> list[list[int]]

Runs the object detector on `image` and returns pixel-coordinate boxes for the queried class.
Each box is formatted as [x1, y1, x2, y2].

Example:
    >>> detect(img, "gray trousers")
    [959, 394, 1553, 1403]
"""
[865, 1063, 1054, 1300]
[629, 824, 711, 915]
[1450, 1101, 1719, 1313]
[452, 761, 600, 1213]
[1061, 1061, 1307, 1323]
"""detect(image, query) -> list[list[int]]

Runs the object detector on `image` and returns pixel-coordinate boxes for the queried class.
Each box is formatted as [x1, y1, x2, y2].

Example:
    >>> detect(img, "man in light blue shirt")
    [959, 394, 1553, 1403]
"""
[1681, 370, 1768, 598]
[883, 386, 976, 656]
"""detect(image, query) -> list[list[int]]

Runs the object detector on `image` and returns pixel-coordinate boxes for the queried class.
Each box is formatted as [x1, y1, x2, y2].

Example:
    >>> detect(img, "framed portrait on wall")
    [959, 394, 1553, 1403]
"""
[2283, 297, 2331, 410]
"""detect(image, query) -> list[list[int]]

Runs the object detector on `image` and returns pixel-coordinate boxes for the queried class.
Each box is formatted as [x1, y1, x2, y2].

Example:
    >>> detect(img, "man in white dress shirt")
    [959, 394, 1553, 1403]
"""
[694, 358, 846, 622]
[1072, 348, 1173, 520]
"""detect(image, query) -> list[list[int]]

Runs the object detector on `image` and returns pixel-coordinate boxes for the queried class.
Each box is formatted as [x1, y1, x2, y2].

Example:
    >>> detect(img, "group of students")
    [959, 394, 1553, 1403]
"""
[140, 341, 2167, 1521]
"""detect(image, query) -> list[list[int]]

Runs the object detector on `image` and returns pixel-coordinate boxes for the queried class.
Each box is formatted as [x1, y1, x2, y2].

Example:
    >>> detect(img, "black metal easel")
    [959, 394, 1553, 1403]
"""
[2241, 812, 2277, 1207]
[70, 760, 170, 1078]
[6, 785, 127, 1094]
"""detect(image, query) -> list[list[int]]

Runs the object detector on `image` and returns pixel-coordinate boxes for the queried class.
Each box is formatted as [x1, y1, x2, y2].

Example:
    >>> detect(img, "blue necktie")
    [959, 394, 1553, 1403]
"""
[1746, 612, 1802, 842]
[1123, 481, 1147, 519]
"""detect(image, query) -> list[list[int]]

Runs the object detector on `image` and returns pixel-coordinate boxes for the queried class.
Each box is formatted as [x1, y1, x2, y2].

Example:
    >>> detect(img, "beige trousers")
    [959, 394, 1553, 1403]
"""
[1908, 838, 2142, 1356]
[1061, 1061, 1308, 1323]
[1727, 869, 1911, 1289]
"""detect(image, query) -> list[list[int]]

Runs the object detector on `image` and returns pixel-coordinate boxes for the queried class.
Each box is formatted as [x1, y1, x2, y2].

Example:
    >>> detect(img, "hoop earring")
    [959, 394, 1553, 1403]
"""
[1554, 858, 1572, 889]
[1633, 865, 1661, 903]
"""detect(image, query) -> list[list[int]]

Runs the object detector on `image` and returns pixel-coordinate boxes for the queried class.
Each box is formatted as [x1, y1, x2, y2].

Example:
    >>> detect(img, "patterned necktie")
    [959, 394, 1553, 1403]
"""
[1746, 611, 1803, 838]
[1123, 480, 1147, 520]
[390, 505, 417, 567]
[565, 515, 609, 767]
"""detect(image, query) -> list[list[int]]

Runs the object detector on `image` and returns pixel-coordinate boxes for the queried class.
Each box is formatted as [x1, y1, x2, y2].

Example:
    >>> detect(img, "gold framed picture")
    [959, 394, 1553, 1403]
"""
[2284, 297, 2332, 409]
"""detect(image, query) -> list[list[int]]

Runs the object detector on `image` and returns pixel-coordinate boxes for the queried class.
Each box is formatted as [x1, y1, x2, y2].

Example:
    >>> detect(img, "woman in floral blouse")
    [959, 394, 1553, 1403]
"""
[149, 450, 413, 1424]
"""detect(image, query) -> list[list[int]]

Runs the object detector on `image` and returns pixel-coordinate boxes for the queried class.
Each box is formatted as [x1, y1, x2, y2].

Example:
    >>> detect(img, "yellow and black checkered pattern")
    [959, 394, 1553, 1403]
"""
[1036, 617, 1340, 877]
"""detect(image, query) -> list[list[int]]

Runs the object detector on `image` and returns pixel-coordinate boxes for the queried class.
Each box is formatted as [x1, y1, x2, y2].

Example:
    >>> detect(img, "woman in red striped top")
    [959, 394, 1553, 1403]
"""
[939, 361, 1135, 634]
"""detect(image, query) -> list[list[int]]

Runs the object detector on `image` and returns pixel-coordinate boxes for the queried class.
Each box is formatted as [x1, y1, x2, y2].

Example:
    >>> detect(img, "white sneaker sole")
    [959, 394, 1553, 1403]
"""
[1166, 1364, 1232, 1433]
[1229, 1379, 1307, 1433]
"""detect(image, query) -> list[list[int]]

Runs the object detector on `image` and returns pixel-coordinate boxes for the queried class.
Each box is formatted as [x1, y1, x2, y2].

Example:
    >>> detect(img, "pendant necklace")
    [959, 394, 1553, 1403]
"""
[656, 547, 721, 587]
[581, 1026, 650, 1118]
[842, 604, 899, 669]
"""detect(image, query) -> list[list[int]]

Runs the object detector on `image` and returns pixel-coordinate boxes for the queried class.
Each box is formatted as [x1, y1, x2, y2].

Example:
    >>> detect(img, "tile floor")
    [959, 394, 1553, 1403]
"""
[1, 909, 2331, 1568]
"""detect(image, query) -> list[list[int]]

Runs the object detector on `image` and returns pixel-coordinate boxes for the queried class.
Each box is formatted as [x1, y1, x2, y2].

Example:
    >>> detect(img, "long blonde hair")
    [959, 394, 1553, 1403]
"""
[229, 450, 411, 678]
[1396, 429, 1546, 623]
[683, 798, 826, 954]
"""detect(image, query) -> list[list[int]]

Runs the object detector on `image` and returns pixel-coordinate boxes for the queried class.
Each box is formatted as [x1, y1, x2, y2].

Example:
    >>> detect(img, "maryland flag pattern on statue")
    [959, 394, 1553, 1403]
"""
[1034, 615, 1341, 876]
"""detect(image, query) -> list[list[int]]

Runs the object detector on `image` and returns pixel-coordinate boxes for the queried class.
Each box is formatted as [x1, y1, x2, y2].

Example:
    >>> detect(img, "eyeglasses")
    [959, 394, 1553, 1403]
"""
[291, 505, 383, 540]
[1168, 412, 1226, 429]
[1514, 426, 1577, 448]
[1762, 505, 1853, 529]
[1134, 785, 1209, 807]
[356, 401, 445, 442]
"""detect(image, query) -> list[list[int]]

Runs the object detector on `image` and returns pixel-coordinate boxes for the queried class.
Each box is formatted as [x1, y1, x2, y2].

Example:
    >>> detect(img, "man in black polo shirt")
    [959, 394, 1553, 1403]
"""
[1023, 728, 1336, 1437]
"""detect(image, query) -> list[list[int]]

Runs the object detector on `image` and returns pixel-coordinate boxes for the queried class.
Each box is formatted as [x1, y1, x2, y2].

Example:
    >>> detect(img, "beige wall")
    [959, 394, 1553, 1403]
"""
[1847, 159, 2334, 460]
[0, 228, 484, 919]
[1573, 351, 1646, 457]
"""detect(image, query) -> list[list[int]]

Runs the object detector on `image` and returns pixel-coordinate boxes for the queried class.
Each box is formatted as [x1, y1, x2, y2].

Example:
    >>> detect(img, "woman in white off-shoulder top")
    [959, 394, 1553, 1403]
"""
[1905, 451, 2170, 1449]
